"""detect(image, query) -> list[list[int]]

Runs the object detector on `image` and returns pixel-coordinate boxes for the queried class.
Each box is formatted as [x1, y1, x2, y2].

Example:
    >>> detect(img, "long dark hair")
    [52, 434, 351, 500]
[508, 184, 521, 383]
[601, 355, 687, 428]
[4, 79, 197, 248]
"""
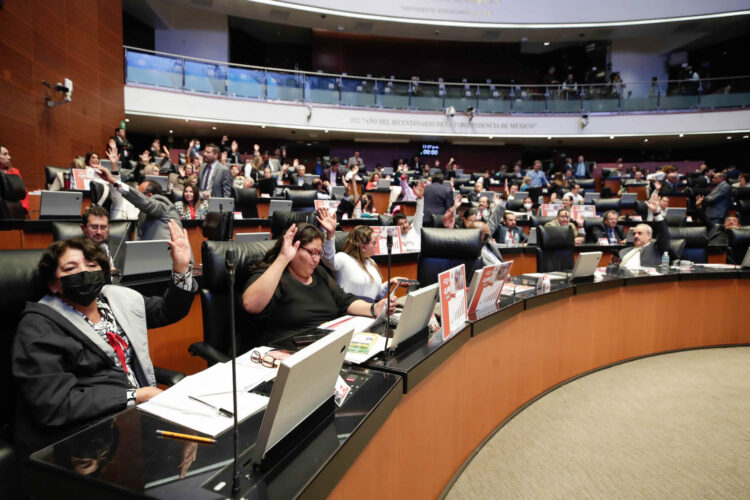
[182, 184, 200, 207]
[254, 223, 324, 270]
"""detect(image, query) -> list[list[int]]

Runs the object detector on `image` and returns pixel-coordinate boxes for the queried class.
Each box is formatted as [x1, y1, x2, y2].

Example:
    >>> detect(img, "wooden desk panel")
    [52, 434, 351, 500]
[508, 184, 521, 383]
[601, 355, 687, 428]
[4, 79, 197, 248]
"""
[148, 295, 208, 376]
[627, 186, 648, 200]
[330, 278, 750, 499]
[370, 191, 390, 215]
[186, 226, 205, 266]
[0, 230, 22, 250]
[603, 178, 621, 193]
[257, 199, 269, 219]
[22, 231, 54, 249]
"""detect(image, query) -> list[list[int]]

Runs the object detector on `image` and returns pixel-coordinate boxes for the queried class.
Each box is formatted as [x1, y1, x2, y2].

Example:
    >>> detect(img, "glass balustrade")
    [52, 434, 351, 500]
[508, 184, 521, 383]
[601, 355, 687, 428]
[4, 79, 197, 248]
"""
[125, 47, 750, 116]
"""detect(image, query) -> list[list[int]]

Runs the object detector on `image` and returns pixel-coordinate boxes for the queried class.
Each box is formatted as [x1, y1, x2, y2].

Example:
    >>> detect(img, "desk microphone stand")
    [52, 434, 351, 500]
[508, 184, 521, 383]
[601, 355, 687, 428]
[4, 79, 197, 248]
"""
[225, 249, 241, 496]
[383, 231, 393, 353]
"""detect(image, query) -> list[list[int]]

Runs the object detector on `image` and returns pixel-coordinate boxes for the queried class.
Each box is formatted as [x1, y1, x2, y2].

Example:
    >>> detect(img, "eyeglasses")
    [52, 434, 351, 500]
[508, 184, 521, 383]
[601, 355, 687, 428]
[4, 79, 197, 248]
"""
[85, 224, 109, 231]
[298, 246, 323, 260]
[249, 350, 280, 368]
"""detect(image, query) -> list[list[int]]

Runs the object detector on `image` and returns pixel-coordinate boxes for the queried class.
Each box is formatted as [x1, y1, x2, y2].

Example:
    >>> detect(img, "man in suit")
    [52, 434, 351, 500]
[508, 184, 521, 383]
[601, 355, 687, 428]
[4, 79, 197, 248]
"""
[591, 210, 627, 244]
[347, 151, 364, 169]
[422, 172, 455, 225]
[618, 195, 670, 269]
[658, 172, 682, 195]
[696, 194, 741, 248]
[321, 158, 344, 186]
[199, 144, 232, 199]
[113, 127, 133, 160]
[96, 166, 182, 241]
[702, 172, 732, 224]
[574, 155, 592, 179]
[284, 164, 312, 189]
[493, 212, 527, 244]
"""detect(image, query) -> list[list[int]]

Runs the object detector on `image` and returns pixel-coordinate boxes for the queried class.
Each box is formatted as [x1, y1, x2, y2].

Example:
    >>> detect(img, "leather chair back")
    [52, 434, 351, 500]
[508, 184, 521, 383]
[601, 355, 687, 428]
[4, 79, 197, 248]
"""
[728, 227, 750, 265]
[634, 200, 649, 218]
[0, 172, 27, 219]
[577, 179, 596, 191]
[51, 221, 133, 269]
[733, 187, 750, 202]
[200, 240, 276, 357]
[594, 198, 621, 216]
[665, 210, 685, 227]
[429, 214, 445, 228]
[202, 212, 234, 241]
[536, 225, 574, 272]
[44, 166, 69, 189]
[417, 228, 483, 287]
[0, 249, 47, 440]
[737, 200, 750, 226]
[459, 186, 474, 197]
[505, 199, 525, 212]
[89, 182, 111, 210]
[270, 211, 316, 239]
[286, 190, 318, 212]
[667, 227, 708, 263]
[379, 214, 413, 226]
[531, 215, 555, 227]
[583, 217, 604, 243]
[234, 188, 259, 219]
[334, 231, 349, 252]
[170, 189, 183, 203]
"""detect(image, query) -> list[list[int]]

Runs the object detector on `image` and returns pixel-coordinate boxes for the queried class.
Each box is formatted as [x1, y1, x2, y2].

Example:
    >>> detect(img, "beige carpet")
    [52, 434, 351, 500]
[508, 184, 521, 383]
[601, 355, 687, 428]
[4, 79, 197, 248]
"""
[447, 347, 750, 499]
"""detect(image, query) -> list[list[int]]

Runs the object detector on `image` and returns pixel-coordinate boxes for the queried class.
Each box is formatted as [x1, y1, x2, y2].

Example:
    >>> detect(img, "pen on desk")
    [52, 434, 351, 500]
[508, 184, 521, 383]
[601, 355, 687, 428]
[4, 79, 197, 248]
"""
[188, 395, 234, 418]
[155, 430, 216, 444]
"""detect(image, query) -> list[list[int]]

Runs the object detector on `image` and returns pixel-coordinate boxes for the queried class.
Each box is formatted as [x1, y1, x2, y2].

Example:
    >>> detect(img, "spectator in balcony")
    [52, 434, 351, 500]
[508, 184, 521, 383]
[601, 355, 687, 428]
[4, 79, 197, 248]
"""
[174, 185, 208, 220]
[322, 158, 344, 186]
[542, 66, 559, 87]
[528, 160, 549, 188]
[609, 73, 625, 98]
[561, 73, 578, 99]
[347, 150, 364, 169]
[648, 76, 660, 98]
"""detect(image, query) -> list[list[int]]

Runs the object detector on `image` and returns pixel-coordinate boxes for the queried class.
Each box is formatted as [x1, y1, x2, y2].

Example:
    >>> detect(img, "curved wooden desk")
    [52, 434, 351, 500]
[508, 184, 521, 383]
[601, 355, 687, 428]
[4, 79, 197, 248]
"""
[329, 274, 750, 499]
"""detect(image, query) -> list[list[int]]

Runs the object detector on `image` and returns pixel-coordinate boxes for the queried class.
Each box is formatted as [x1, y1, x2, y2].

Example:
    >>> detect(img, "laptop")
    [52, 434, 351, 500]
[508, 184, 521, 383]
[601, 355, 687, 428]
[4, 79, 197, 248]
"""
[39, 190, 82, 218]
[235, 232, 271, 243]
[377, 179, 392, 189]
[331, 186, 346, 199]
[620, 193, 637, 204]
[304, 174, 319, 185]
[584, 192, 601, 204]
[666, 207, 686, 221]
[268, 199, 292, 216]
[145, 175, 169, 192]
[208, 197, 235, 213]
[120, 240, 172, 277]
[551, 251, 603, 280]
[479, 191, 495, 202]
[381, 167, 394, 176]
[250, 328, 354, 465]
[386, 283, 439, 350]
[527, 227, 538, 245]
[742, 247, 750, 268]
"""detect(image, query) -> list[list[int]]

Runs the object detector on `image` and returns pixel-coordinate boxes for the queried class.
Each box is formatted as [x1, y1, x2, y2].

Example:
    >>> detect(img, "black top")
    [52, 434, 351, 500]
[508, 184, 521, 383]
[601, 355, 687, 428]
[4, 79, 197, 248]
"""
[423, 182, 453, 224]
[243, 266, 359, 345]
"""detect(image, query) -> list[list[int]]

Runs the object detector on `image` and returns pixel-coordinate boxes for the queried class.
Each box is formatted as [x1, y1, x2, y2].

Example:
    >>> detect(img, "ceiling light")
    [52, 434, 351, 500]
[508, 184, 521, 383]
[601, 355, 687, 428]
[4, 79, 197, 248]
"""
[185, 119, 189, 122]
[169, 130, 173, 134]
[609, 135, 614, 139]
[488, 136, 493, 139]
[261, 125, 266, 128]
[743, 135, 749, 139]
[726, 136, 732, 140]
[678, 133, 684, 137]
[124, 118, 130, 123]
[643, 138, 648, 142]
[212, 126, 217, 130]
[324, 130, 329, 133]
[543, 42, 550, 46]
[547, 136, 552, 140]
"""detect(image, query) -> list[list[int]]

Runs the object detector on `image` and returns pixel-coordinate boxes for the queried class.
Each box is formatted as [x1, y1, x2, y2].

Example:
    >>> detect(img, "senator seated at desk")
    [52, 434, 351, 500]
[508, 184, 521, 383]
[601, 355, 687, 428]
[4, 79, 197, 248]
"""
[618, 197, 671, 269]
[12, 222, 196, 456]
[241, 223, 395, 345]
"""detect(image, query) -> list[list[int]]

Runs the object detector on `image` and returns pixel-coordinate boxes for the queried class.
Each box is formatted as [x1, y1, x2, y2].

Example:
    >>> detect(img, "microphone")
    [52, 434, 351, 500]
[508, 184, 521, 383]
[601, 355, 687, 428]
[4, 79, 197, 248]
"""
[109, 219, 133, 275]
[225, 249, 241, 495]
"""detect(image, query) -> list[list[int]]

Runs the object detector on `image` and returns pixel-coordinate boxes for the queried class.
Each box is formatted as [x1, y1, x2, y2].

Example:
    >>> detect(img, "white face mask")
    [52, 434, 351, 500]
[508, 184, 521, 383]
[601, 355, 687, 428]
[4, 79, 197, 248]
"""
[524, 203, 533, 210]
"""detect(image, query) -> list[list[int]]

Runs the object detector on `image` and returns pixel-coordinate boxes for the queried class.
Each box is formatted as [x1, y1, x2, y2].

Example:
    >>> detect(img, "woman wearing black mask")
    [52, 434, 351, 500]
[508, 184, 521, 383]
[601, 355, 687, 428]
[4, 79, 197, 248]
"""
[12, 220, 196, 456]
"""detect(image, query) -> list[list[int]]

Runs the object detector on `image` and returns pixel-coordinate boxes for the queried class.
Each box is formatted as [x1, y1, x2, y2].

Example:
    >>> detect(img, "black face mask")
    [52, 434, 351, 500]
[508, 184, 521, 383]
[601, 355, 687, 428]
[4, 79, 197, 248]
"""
[59, 270, 105, 306]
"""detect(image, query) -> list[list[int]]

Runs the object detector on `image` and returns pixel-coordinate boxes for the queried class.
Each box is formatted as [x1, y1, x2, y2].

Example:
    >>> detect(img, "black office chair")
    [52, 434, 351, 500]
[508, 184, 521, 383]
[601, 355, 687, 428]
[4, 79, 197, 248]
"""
[417, 228, 483, 287]
[634, 200, 649, 219]
[583, 217, 604, 244]
[728, 228, 750, 265]
[536, 225, 574, 272]
[202, 212, 234, 241]
[234, 188, 259, 219]
[459, 186, 474, 197]
[334, 231, 349, 252]
[505, 199, 525, 212]
[737, 200, 750, 226]
[667, 227, 708, 263]
[594, 198, 621, 216]
[44, 166, 69, 190]
[577, 179, 596, 191]
[192, 240, 276, 363]
[733, 187, 750, 203]
[668, 239, 686, 261]
[89, 182, 111, 210]
[429, 213, 445, 228]
[170, 189, 183, 203]
[665, 210, 686, 227]
[286, 190, 318, 213]
[530, 215, 556, 227]
[270, 210, 316, 239]
[52, 221, 133, 267]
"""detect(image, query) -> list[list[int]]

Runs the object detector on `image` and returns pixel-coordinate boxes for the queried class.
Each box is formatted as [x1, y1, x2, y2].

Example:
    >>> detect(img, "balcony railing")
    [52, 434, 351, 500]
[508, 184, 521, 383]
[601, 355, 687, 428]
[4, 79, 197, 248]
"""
[124, 46, 750, 115]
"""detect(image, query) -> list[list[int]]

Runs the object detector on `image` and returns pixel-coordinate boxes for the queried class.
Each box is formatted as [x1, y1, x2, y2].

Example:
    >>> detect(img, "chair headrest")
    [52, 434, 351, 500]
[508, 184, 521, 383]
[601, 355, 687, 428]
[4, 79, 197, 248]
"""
[728, 227, 750, 246]
[270, 211, 316, 239]
[0, 249, 47, 327]
[201, 240, 276, 292]
[594, 198, 621, 210]
[531, 215, 555, 227]
[420, 228, 482, 258]
[538, 225, 574, 249]
[667, 226, 708, 247]
[234, 188, 258, 205]
[286, 190, 318, 208]
[202, 212, 234, 241]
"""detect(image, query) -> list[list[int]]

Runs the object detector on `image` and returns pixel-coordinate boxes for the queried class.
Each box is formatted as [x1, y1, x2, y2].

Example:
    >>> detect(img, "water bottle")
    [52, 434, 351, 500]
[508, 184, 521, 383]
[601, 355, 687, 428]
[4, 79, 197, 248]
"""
[505, 231, 514, 246]
[514, 232, 520, 245]
[661, 251, 669, 271]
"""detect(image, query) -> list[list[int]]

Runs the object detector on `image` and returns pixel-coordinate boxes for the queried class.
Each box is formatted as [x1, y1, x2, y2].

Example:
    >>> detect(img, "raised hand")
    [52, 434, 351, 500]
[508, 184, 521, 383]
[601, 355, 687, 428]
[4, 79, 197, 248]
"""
[452, 194, 463, 210]
[646, 192, 661, 213]
[254, 143, 260, 152]
[279, 224, 300, 263]
[166, 219, 191, 273]
[695, 194, 704, 207]
[443, 209, 456, 228]
[414, 181, 425, 199]
[315, 207, 337, 237]
[94, 165, 116, 184]
[653, 179, 662, 192]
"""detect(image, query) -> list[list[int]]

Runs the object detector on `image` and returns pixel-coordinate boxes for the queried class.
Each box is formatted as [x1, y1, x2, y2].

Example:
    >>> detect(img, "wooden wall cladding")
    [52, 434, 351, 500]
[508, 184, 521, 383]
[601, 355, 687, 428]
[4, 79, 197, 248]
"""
[0, 0, 124, 191]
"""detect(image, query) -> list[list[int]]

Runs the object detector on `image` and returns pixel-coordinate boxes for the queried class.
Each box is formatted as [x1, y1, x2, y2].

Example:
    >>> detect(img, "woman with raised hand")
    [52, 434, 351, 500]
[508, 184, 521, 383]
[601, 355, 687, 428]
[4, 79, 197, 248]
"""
[241, 223, 395, 345]
[317, 209, 407, 301]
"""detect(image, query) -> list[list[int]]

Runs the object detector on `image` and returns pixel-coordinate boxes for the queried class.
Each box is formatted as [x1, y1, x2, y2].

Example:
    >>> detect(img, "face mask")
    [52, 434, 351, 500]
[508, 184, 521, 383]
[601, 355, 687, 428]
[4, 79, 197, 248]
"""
[194, 145, 201, 151]
[524, 203, 533, 210]
[59, 270, 105, 306]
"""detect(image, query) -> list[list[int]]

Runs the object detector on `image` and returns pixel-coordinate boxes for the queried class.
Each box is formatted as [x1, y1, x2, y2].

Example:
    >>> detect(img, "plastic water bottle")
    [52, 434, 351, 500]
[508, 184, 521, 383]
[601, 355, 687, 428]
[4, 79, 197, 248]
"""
[661, 251, 669, 271]
[505, 231, 514, 247]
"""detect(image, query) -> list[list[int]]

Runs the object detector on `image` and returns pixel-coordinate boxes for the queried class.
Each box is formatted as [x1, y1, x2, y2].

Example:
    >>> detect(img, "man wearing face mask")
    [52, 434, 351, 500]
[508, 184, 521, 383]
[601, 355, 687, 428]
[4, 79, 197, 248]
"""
[12, 221, 196, 456]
